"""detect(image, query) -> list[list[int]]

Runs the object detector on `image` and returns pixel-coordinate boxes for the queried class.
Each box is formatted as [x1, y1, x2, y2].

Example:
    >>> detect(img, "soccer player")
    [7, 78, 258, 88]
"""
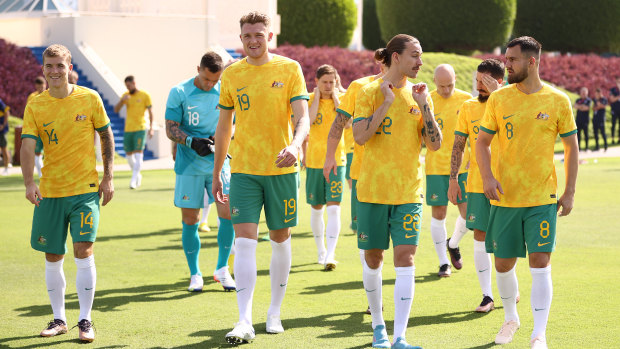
[592, 88, 608, 151]
[69, 70, 79, 84]
[306, 64, 345, 270]
[20, 44, 115, 343]
[449, 59, 505, 313]
[165, 51, 236, 293]
[114, 75, 154, 189]
[212, 11, 310, 344]
[574, 87, 591, 151]
[353, 34, 441, 349]
[27, 76, 47, 177]
[426, 64, 472, 277]
[609, 76, 620, 144]
[0, 97, 11, 176]
[477, 36, 578, 348]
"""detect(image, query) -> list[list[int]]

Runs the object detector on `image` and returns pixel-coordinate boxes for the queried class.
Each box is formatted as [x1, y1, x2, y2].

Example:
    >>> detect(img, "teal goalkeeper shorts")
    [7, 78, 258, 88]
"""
[174, 166, 231, 209]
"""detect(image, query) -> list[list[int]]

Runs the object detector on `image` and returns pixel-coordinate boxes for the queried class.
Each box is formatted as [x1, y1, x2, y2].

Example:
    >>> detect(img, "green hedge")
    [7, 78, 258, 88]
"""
[376, 0, 516, 54]
[278, 0, 357, 48]
[514, 0, 620, 54]
[362, 0, 385, 50]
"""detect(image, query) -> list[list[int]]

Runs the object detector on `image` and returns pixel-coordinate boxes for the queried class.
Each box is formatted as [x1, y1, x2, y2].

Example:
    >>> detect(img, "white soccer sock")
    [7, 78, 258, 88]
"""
[234, 238, 257, 325]
[34, 154, 43, 177]
[126, 153, 135, 170]
[359, 249, 365, 266]
[200, 197, 211, 225]
[310, 207, 326, 261]
[75, 255, 96, 321]
[393, 266, 415, 340]
[133, 153, 143, 177]
[474, 240, 493, 298]
[363, 259, 384, 329]
[530, 266, 552, 340]
[45, 259, 66, 322]
[448, 215, 468, 248]
[325, 205, 341, 263]
[268, 236, 292, 317]
[431, 217, 450, 266]
[496, 265, 519, 324]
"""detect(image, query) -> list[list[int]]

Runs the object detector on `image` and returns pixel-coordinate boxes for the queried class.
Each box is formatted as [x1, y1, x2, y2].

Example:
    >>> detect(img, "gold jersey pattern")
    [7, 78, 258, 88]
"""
[353, 79, 432, 205]
[27, 91, 43, 104]
[480, 84, 577, 207]
[306, 92, 346, 169]
[344, 127, 354, 154]
[121, 90, 152, 132]
[219, 55, 309, 175]
[22, 86, 110, 198]
[426, 89, 472, 175]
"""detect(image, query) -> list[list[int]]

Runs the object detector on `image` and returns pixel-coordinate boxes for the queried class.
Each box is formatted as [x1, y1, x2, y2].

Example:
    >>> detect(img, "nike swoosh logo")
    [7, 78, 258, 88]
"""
[478, 268, 488, 273]
[236, 288, 246, 293]
[280, 283, 287, 287]
[538, 242, 551, 247]
[471, 119, 480, 123]
[365, 289, 376, 293]
[400, 297, 412, 301]
[47, 289, 54, 292]
[79, 231, 90, 235]
[43, 121, 54, 127]
[405, 234, 417, 239]
[534, 308, 545, 311]
[85, 288, 93, 290]
[434, 113, 441, 117]
[284, 217, 294, 223]
[502, 114, 514, 120]
[237, 86, 247, 92]
[500, 296, 511, 300]
[188, 106, 198, 110]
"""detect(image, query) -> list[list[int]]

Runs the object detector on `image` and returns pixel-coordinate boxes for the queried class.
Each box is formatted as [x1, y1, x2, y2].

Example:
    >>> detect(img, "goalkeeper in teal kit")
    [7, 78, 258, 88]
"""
[165, 51, 236, 292]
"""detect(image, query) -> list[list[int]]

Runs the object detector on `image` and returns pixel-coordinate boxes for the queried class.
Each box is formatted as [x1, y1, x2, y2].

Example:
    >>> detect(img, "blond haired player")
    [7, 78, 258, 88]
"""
[477, 36, 578, 348]
[213, 11, 310, 344]
[306, 64, 345, 270]
[426, 64, 472, 277]
[21, 44, 115, 343]
[353, 34, 441, 349]
[114, 75, 153, 189]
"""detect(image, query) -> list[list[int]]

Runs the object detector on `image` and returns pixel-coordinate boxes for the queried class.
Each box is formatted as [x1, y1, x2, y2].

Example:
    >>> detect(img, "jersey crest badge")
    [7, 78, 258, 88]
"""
[358, 232, 369, 242]
[232, 207, 240, 217]
[182, 195, 190, 201]
[535, 112, 550, 120]
[409, 106, 420, 115]
[75, 114, 88, 121]
[271, 81, 284, 88]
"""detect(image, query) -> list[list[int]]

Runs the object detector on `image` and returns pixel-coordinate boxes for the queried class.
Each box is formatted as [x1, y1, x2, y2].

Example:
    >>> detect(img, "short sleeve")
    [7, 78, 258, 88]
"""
[480, 94, 499, 135]
[22, 104, 39, 139]
[352, 86, 374, 125]
[144, 92, 152, 108]
[92, 92, 110, 131]
[289, 62, 309, 103]
[558, 94, 577, 137]
[218, 69, 235, 110]
[165, 87, 184, 123]
[336, 86, 355, 119]
[455, 104, 469, 137]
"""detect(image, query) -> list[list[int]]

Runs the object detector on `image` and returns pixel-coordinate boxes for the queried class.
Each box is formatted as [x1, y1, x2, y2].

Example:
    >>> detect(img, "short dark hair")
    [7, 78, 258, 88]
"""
[34, 76, 46, 85]
[240, 11, 270, 29]
[374, 34, 420, 68]
[507, 36, 541, 60]
[477, 59, 505, 80]
[124, 75, 135, 83]
[200, 52, 224, 73]
[316, 64, 337, 80]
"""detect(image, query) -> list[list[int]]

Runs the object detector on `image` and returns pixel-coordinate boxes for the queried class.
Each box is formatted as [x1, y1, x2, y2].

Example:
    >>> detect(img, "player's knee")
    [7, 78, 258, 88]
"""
[495, 257, 517, 273]
[45, 253, 65, 262]
[73, 242, 94, 259]
[431, 206, 447, 220]
[364, 250, 384, 269]
[528, 252, 551, 268]
[269, 228, 291, 243]
[473, 229, 486, 241]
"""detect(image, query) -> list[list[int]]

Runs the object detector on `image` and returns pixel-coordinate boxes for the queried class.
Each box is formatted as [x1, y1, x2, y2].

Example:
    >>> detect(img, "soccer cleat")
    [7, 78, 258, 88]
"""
[129, 177, 137, 189]
[213, 266, 236, 291]
[392, 337, 422, 349]
[475, 295, 495, 313]
[324, 259, 337, 271]
[76, 319, 95, 342]
[495, 320, 519, 344]
[372, 324, 390, 348]
[187, 274, 203, 292]
[225, 323, 255, 344]
[446, 238, 463, 269]
[198, 222, 211, 232]
[266, 315, 284, 334]
[40, 319, 67, 337]
[530, 336, 548, 349]
[438, 264, 451, 277]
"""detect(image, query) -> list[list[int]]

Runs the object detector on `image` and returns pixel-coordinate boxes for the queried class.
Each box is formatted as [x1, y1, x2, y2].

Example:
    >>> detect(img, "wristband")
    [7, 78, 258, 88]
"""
[185, 136, 193, 148]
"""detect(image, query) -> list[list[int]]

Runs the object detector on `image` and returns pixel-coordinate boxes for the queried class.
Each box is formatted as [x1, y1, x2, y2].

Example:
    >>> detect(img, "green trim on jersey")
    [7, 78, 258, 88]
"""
[560, 129, 578, 137]
[290, 95, 310, 103]
[480, 126, 496, 134]
[454, 130, 468, 137]
[21, 134, 38, 140]
[336, 108, 352, 119]
[352, 117, 366, 123]
[95, 122, 111, 132]
[217, 104, 234, 110]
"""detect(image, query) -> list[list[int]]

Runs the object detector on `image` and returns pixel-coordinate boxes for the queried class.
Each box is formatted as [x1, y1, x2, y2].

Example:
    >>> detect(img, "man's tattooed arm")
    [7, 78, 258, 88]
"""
[166, 119, 188, 144]
[97, 127, 115, 178]
[450, 134, 467, 180]
[421, 103, 442, 151]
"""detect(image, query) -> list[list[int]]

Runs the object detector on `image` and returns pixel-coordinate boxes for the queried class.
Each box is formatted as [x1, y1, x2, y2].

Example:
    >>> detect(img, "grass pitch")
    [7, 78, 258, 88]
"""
[1, 157, 619, 348]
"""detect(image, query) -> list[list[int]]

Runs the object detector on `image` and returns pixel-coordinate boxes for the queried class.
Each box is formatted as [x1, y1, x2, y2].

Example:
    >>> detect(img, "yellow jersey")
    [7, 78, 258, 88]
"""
[480, 84, 577, 207]
[27, 91, 43, 104]
[455, 98, 499, 193]
[426, 89, 472, 175]
[306, 92, 346, 169]
[353, 79, 432, 205]
[337, 75, 377, 180]
[219, 55, 309, 175]
[22, 85, 110, 198]
[120, 90, 151, 132]
[344, 127, 354, 154]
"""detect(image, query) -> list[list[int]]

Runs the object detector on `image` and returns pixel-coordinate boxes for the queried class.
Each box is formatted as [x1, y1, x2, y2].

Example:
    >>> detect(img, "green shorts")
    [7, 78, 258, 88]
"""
[485, 204, 557, 258]
[306, 167, 345, 205]
[351, 179, 359, 231]
[229, 172, 299, 230]
[35, 137, 43, 153]
[31, 192, 100, 255]
[345, 152, 353, 180]
[0, 132, 6, 148]
[466, 192, 491, 232]
[426, 173, 468, 206]
[123, 130, 147, 153]
[357, 202, 422, 250]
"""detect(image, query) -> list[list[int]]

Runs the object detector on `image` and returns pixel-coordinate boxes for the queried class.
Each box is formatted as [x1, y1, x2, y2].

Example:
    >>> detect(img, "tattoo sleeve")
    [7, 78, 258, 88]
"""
[421, 103, 442, 149]
[328, 113, 348, 140]
[97, 127, 115, 178]
[165, 119, 187, 144]
[450, 134, 467, 180]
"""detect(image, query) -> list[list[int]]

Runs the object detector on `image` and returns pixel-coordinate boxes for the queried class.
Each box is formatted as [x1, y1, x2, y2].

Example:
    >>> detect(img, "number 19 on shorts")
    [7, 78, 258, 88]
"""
[283, 198, 296, 222]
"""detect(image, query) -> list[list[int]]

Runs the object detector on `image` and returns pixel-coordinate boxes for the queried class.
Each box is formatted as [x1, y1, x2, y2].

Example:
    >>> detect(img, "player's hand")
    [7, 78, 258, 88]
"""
[148, 128, 154, 139]
[212, 176, 227, 204]
[99, 176, 114, 206]
[447, 178, 462, 205]
[190, 137, 215, 157]
[380, 80, 395, 102]
[481, 74, 501, 93]
[121, 94, 130, 102]
[323, 156, 337, 182]
[411, 83, 430, 106]
[557, 191, 575, 216]
[25, 182, 42, 206]
[275, 144, 299, 168]
[483, 176, 503, 201]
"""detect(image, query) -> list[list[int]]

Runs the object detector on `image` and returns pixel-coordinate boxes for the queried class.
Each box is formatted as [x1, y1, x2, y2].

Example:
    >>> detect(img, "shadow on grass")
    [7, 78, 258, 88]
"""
[97, 228, 179, 242]
[0, 333, 129, 348]
[299, 279, 393, 295]
[463, 342, 497, 349]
